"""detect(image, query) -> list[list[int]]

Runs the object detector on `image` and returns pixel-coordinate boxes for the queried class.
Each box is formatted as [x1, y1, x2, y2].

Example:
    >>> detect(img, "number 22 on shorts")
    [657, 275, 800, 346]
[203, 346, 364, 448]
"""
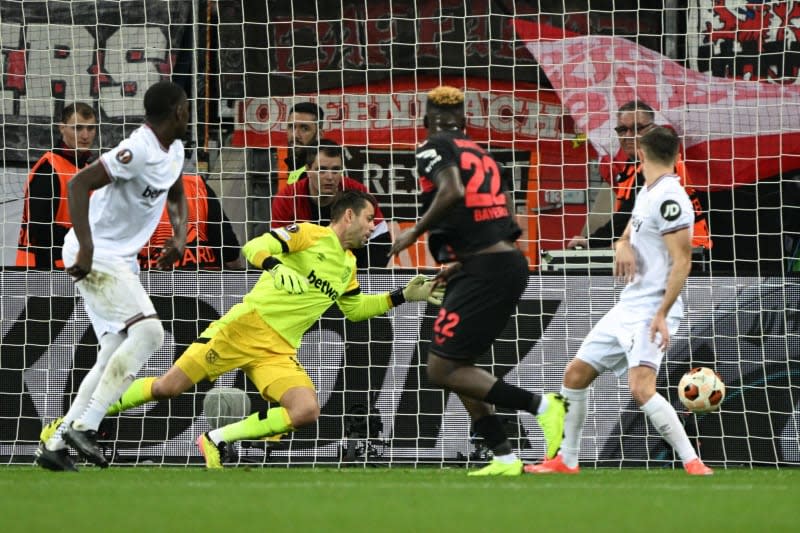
[433, 308, 460, 345]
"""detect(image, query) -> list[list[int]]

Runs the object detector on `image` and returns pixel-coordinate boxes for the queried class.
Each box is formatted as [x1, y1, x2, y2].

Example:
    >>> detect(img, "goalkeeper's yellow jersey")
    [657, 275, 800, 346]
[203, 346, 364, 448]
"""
[201, 222, 392, 348]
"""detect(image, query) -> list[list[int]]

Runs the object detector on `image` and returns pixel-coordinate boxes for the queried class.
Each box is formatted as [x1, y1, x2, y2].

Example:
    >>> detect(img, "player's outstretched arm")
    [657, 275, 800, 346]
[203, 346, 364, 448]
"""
[389, 165, 463, 257]
[337, 275, 444, 322]
[66, 162, 111, 279]
[157, 176, 188, 269]
[402, 274, 445, 305]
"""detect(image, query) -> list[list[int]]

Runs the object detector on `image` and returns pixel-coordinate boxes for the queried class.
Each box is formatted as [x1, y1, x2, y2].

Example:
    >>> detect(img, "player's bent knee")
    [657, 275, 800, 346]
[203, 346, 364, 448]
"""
[286, 403, 320, 428]
[563, 359, 598, 389]
[628, 367, 658, 406]
[127, 318, 165, 355]
[629, 384, 657, 406]
[280, 387, 320, 428]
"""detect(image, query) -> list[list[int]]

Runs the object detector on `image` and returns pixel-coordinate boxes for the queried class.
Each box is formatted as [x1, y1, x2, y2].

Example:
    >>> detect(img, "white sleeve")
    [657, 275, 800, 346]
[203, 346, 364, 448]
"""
[653, 189, 694, 235]
[99, 137, 147, 182]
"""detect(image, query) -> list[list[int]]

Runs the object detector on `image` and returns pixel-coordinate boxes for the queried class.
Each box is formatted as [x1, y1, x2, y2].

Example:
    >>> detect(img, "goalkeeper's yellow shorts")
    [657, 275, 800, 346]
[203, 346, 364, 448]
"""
[175, 309, 315, 403]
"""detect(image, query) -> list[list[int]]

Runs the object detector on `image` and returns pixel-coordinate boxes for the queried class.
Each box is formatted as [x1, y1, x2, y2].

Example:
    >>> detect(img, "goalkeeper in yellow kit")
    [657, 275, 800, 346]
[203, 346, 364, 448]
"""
[69, 190, 441, 468]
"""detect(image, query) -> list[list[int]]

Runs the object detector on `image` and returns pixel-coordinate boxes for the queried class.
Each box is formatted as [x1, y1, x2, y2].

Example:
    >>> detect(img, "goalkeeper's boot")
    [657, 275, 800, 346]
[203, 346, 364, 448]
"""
[64, 423, 108, 468]
[196, 433, 225, 469]
[39, 417, 64, 444]
[524, 454, 579, 475]
[535, 393, 568, 460]
[467, 458, 523, 477]
[35, 443, 78, 472]
[684, 458, 714, 476]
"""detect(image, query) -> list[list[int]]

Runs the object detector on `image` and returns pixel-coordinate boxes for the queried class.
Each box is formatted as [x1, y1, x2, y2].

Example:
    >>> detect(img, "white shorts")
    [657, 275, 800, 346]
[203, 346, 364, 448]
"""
[64, 250, 156, 338]
[575, 304, 681, 377]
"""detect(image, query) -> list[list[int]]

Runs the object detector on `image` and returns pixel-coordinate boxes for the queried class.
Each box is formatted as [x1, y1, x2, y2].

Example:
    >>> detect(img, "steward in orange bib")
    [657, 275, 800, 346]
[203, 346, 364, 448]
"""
[571, 100, 711, 251]
[138, 174, 244, 270]
[16, 103, 97, 269]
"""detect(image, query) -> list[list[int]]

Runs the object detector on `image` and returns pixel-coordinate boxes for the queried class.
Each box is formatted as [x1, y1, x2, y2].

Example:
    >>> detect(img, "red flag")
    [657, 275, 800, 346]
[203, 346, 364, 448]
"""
[514, 20, 800, 190]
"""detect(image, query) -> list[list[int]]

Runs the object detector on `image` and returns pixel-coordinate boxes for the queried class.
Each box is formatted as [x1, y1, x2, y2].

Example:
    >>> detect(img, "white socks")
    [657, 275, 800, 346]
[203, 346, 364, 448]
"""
[544, 387, 696, 468]
[494, 453, 518, 464]
[46, 333, 124, 451]
[640, 393, 697, 465]
[535, 393, 549, 415]
[559, 386, 588, 468]
[73, 319, 164, 432]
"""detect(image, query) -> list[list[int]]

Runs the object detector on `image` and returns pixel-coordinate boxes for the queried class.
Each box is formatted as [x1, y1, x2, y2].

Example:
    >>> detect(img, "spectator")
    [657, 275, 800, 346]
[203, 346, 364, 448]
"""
[271, 139, 392, 268]
[246, 102, 325, 239]
[139, 173, 245, 270]
[283, 102, 325, 187]
[16, 103, 97, 268]
[567, 101, 711, 251]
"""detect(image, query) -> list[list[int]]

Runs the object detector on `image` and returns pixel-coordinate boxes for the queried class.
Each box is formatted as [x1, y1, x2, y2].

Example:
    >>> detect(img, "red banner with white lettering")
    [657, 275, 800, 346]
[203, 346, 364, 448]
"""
[514, 20, 800, 190]
[232, 76, 573, 149]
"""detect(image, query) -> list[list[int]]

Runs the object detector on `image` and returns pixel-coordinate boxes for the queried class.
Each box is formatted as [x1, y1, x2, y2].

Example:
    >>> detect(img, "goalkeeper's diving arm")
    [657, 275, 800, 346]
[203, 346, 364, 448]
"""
[336, 275, 445, 322]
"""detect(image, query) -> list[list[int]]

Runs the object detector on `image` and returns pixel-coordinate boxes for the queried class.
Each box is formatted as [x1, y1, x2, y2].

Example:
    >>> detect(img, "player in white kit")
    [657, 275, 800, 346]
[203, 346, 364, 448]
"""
[36, 81, 190, 471]
[527, 126, 714, 476]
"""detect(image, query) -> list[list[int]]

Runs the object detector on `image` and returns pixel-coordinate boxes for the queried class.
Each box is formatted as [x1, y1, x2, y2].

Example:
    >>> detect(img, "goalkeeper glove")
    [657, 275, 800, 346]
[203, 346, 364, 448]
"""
[401, 274, 445, 305]
[270, 264, 309, 294]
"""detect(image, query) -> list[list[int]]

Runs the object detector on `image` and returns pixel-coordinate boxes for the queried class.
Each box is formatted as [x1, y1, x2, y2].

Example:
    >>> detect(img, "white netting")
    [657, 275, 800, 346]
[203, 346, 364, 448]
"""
[0, 0, 798, 467]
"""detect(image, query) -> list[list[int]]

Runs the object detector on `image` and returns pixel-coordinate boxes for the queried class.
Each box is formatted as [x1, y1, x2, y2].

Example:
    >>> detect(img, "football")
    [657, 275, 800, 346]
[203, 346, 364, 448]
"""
[678, 367, 725, 413]
[203, 387, 251, 429]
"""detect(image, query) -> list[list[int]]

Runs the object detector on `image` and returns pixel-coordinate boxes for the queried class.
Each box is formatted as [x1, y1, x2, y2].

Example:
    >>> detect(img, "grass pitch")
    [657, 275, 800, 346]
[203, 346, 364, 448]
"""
[1, 466, 796, 532]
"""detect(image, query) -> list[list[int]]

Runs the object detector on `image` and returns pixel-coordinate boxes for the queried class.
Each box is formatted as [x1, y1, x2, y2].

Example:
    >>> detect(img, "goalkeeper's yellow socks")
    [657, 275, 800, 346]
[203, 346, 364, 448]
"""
[106, 377, 156, 415]
[211, 407, 294, 444]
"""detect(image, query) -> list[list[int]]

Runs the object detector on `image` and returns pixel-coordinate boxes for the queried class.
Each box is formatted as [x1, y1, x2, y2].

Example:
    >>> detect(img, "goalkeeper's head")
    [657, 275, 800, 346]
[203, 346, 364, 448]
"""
[424, 86, 465, 133]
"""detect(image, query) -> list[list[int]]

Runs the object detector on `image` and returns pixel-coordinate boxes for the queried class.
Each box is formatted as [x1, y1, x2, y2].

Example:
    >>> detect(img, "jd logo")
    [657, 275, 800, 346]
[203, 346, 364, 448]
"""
[142, 185, 166, 199]
[660, 200, 681, 221]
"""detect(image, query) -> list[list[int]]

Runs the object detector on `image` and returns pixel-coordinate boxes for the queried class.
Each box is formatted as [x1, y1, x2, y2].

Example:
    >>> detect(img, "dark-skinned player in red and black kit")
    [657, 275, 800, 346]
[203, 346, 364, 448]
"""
[389, 86, 568, 476]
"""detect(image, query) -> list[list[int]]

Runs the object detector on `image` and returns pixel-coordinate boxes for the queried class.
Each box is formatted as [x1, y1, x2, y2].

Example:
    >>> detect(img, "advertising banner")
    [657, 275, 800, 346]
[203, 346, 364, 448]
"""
[2, 271, 797, 466]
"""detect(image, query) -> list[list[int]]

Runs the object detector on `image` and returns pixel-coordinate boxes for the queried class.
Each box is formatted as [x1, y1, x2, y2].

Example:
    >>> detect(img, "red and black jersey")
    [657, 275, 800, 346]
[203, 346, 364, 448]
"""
[415, 131, 521, 263]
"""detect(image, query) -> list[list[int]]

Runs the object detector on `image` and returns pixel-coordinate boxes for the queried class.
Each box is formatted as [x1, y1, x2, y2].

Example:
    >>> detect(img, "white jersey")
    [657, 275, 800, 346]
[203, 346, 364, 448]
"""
[64, 125, 184, 265]
[618, 173, 694, 315]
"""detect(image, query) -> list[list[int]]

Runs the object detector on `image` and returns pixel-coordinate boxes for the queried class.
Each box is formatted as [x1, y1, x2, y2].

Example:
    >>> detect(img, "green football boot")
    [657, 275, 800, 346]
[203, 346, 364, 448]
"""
[40, 417, 64, 444]
[536, 393, 568, 459]
[196, 433, 224, 469]
[467, 458, 523, 477]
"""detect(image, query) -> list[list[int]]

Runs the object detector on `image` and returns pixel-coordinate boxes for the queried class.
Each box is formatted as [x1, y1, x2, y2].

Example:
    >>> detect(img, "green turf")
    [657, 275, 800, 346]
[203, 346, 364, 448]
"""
[1, 466, 796, 532]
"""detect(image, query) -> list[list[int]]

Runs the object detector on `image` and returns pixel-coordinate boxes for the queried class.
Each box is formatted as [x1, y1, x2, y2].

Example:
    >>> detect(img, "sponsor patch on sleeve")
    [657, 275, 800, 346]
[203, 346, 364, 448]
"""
[416, 147, 442, 174]
[660, 199, 682, 221]
[116, 149, 133, 164]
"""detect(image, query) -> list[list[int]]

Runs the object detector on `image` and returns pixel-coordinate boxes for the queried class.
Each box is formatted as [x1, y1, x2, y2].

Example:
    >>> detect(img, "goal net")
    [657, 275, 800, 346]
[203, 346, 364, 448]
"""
[1, 0, 798, 468]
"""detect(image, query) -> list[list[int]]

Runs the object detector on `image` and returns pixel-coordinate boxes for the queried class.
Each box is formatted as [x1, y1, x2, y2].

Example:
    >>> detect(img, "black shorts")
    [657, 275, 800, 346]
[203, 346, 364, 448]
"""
[428, 249, 529, 361]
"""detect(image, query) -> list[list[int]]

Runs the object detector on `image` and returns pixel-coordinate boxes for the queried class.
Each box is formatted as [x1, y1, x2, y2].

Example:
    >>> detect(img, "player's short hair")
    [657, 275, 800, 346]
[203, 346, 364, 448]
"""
[144, 81, 187, 123]
[330, 189, 377, 222]
[426, 86, 465, 112]
[290, 102, 325, 123]
[61, 102, 95, 124]
[618, 100, 655, 122]
[639, 126, 680, 166]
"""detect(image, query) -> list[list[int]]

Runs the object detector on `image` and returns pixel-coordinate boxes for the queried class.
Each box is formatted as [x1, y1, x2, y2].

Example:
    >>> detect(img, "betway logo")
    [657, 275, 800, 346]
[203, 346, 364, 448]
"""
[308, 270, 339, 301]
[142, 185, 166, 199]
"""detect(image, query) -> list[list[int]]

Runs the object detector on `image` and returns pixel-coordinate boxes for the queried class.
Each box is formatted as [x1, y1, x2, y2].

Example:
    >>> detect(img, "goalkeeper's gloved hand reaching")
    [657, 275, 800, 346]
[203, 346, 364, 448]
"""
[402, 274, 445, 305]
[270, 264, 309, 294]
